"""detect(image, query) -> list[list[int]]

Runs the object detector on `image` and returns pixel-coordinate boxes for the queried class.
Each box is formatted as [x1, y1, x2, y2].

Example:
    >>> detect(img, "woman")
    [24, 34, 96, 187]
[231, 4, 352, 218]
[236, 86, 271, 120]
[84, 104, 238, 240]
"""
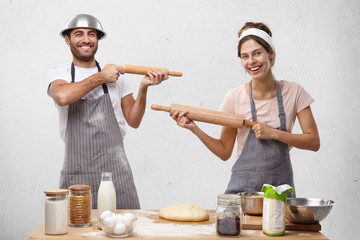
[172, 22, 320, 196]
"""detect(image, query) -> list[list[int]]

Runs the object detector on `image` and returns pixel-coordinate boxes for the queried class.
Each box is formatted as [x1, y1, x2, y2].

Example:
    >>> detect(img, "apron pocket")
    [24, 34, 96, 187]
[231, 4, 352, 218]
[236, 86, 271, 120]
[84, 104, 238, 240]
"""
[227, 169, 291, 194]
[60, 170, 102, 190]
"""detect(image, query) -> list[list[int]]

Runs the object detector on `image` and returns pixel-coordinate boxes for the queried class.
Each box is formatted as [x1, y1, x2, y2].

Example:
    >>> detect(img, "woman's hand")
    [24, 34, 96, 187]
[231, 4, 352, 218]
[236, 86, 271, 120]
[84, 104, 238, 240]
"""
[171, 110, 237, 161]
[252, 122, 275, 139]
[251, 106, 320, 151]
[171, 110, 196, 131]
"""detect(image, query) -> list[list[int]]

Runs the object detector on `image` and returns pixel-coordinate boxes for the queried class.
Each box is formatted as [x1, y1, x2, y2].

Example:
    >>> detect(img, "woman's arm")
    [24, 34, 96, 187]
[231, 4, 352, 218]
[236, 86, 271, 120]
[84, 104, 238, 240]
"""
[172, 111, 237, 160]
[252, 106, 320, 151]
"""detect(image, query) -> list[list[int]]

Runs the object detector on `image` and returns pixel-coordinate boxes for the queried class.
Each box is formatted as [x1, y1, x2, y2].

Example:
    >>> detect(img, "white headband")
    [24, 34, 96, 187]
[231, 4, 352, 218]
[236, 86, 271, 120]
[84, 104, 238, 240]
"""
[239, 28, 276, 54]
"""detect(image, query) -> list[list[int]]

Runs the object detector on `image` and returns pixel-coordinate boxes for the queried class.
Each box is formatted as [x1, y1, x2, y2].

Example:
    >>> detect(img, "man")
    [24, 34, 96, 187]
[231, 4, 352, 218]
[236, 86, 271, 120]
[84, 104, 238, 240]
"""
[47, 14, 168, 209]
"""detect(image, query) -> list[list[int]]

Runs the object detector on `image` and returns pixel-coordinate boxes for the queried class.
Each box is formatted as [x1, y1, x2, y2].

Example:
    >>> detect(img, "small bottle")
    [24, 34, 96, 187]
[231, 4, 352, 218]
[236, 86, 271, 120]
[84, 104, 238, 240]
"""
[97, 172, 116, 229]
[69, 184, 92, 227]
[216, 194, 241, 237]
[44, 189, 68, 235]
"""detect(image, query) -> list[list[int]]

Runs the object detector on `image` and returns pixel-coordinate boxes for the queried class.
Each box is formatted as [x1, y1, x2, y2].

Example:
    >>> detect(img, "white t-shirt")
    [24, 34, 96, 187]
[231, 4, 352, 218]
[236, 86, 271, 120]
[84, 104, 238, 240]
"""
[219, 80, 314, 158]
[48, 64, 134, 141]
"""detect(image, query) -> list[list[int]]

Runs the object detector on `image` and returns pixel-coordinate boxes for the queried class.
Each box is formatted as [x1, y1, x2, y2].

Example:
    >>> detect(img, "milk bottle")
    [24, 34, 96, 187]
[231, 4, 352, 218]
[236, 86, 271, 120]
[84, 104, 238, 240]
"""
[97, 172, 116, 229]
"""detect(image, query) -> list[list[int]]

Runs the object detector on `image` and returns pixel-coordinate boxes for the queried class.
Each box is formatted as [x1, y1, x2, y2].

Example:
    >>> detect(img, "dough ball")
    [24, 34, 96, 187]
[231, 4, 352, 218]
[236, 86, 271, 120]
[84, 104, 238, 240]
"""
[159, 204, 209, 222]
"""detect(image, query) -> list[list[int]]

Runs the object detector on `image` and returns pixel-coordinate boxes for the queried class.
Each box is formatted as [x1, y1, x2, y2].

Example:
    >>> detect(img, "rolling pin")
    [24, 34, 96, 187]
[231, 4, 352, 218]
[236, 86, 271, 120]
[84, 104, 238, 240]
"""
[117, 65, 182, 77]
[151, 103, 258, 128]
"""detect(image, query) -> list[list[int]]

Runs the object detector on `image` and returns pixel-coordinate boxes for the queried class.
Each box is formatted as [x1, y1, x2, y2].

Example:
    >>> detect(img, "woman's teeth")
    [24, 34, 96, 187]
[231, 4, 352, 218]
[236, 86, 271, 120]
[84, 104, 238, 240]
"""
[250, 66, 260, 71]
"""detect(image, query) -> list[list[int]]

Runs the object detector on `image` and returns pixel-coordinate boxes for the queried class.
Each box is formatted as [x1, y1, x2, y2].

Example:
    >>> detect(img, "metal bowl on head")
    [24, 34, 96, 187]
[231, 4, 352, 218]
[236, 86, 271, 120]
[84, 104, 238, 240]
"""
[239, 192, 264, 215]
[286, 198, 335, 224]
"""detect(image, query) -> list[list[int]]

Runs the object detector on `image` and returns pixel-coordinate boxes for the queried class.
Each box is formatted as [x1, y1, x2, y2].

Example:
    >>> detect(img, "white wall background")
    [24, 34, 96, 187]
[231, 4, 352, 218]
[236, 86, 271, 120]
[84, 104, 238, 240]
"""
[0, 0, 359, 239]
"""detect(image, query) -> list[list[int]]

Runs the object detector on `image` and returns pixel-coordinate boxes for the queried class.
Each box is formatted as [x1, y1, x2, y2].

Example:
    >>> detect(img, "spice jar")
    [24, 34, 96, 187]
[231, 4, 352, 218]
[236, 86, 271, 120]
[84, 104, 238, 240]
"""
[44, 189, 69, 235]
[216, 194, 241, 237]
[69, 184, 92, 227]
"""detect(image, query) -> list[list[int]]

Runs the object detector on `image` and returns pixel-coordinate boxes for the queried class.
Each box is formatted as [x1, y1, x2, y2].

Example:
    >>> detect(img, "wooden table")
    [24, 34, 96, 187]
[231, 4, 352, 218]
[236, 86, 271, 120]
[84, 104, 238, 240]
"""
[27, 210, 328, 239]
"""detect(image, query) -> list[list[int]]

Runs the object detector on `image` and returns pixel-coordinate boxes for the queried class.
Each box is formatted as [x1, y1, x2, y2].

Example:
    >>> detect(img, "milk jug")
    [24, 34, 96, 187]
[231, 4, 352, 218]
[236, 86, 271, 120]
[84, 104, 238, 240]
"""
[97, 172, 116, 229]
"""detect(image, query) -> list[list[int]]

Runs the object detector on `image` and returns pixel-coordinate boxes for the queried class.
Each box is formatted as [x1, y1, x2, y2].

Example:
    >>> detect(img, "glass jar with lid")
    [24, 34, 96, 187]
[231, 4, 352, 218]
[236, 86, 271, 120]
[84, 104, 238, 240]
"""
[69, 184, 92, 227]
[216, 194, 241, 237]
[44, 189, 69, 235]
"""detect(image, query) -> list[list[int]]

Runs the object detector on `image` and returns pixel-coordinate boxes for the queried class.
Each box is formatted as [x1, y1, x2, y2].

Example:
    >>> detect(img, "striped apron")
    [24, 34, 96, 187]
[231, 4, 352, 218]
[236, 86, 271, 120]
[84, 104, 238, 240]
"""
[59, 62, 140, 209]
[225, 81, 295, 197]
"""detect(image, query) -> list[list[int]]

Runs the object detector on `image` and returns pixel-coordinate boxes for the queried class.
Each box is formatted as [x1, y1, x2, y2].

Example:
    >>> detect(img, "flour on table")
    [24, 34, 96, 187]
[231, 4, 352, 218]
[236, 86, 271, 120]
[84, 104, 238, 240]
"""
[81, 231, 104, 237]
[133, 215, 215, 238]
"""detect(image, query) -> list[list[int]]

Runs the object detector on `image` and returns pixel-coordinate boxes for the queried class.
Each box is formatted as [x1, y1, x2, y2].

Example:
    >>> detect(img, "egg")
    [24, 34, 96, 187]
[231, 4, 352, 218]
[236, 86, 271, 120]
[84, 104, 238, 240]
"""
[113, 214, 124, 223]
[113, 222, 126, 235]
[100, 210, 113, 223]
[102, 213, 136, 236]
[123, 213, 135, 225]
[102, 225, 114, 234]
[103, 216, 116, 228]
[122, 213, 136, 232]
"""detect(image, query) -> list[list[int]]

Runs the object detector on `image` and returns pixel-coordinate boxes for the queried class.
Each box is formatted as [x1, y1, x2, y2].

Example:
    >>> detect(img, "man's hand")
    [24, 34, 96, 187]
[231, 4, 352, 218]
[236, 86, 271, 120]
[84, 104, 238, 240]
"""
[140, 69, 169, 87]
[99, 64, 125, 84]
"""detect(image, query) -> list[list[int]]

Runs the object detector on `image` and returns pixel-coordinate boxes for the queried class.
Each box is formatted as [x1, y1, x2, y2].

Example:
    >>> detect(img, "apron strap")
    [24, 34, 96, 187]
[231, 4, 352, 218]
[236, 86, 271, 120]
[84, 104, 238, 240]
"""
[95, 61, 108, 94]
[275, 80, 286, 131]
[71, 61, 108, 94]
[249, 80, 286, 130]
[249, 81, 257, 122]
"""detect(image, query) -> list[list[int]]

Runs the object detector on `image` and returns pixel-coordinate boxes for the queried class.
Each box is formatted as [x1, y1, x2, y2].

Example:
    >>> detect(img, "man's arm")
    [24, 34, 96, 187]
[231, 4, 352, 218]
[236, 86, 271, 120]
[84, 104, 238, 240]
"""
[121, 69, 168, 128]
[48, 64, 123, 106]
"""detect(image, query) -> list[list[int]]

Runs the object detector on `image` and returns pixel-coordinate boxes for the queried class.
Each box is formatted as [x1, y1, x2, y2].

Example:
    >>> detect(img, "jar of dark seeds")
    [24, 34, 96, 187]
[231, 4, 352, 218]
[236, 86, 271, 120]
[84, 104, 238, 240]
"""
[216, 194, 241, 237]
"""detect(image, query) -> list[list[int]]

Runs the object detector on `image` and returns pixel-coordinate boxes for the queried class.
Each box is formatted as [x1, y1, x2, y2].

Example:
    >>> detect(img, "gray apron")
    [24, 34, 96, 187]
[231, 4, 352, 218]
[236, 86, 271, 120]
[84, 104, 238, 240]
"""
[225, 81, 295, 197]
[59, 62, 140, 209]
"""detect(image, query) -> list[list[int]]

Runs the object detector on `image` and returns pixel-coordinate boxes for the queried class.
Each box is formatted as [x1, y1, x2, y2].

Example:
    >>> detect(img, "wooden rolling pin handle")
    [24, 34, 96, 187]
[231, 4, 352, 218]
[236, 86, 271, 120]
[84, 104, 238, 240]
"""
[244, 120, 259, 127]
[151, 104, 171, 112]
[116, 65, 182, 77]
[152, 103, 260, 129]
[168, 71, 182, 77]
[117, 65, 125, 72]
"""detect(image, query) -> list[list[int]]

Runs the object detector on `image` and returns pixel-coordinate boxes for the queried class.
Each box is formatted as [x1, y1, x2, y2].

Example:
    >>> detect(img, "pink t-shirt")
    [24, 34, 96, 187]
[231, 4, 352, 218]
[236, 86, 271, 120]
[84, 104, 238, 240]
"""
[219, 80, 314, 158]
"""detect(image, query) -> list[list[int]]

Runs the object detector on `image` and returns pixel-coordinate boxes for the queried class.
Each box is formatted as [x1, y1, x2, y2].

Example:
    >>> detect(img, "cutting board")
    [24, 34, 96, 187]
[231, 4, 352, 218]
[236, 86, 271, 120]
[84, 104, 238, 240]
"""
[143, 210, 321, 232]
[242, 214, 321, 231]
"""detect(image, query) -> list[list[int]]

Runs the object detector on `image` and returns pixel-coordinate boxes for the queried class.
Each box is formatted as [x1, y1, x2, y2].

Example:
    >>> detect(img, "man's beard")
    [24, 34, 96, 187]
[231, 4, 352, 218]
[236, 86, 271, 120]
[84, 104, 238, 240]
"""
[69, 43, 98, 62]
